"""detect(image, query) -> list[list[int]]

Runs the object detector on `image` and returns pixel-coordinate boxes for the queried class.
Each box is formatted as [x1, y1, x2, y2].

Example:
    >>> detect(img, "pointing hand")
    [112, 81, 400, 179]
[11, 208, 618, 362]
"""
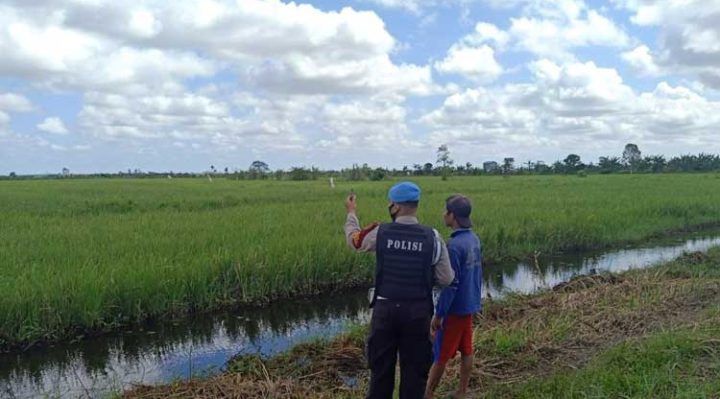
[345, 193, 357, 213]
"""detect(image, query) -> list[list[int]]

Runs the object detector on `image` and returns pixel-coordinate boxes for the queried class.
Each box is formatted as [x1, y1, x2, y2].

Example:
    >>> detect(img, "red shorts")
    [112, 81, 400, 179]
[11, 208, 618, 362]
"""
[433, 314, 473, 365]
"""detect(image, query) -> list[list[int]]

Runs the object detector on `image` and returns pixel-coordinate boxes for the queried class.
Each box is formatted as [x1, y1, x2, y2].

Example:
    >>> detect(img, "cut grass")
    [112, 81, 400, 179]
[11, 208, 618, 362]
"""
[123, 247, 720, 398]
[3, 174, 720, 348]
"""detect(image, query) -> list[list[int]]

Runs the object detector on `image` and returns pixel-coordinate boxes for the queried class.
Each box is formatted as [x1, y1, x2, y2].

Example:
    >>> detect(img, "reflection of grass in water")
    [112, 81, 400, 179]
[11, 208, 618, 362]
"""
[123, 248, 720, 398]
[3, 175, 720, 347]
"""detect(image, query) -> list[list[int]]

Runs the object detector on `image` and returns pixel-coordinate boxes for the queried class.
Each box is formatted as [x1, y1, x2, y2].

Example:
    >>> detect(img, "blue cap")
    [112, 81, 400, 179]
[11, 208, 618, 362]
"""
[388, 181, 421, 203]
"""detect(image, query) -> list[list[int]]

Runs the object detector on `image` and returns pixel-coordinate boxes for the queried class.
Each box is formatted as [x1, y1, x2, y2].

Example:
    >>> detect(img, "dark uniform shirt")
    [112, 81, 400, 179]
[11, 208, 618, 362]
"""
[344, 212, 455, 289]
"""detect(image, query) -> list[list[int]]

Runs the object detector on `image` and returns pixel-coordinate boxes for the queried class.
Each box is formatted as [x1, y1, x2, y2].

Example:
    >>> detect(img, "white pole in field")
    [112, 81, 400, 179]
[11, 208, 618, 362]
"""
[330, 176, 335, 188]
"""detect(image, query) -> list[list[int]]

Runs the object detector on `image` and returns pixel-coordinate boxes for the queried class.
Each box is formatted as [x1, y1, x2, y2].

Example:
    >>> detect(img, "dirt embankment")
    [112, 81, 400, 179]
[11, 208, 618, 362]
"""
[124, 250, 720, 399]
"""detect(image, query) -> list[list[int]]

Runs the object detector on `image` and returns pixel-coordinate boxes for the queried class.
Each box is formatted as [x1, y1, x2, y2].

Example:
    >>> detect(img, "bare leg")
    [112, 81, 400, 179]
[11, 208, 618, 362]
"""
[454, 354, 473, 398]
[424, 362, 446, 399]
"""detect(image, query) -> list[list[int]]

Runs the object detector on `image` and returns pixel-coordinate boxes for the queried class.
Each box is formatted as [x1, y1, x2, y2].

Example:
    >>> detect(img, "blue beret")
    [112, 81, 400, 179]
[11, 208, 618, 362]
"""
[388, 181, 421, 202]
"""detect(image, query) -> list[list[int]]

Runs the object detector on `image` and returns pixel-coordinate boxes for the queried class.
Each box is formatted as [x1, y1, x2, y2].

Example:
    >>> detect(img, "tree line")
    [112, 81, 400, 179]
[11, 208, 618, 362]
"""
[4, 144, 720, 181]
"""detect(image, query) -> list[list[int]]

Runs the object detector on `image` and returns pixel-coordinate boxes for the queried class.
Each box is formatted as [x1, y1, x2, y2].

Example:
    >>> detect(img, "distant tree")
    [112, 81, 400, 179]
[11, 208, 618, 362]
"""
[483, 161, 499, 173]
[9, 172, 16, 179]
[288, 166, 319, 181]
[210, 165, 217, 174]
[369, 167, 387, 181]
[502, 157, 515, 174]
[423, 162, 434, 175]
[249, 161, 270, 179]
[288, 167, 311, 181]
[696, 153, 719, 171]
[534, 161, 551, 174]
[598, 156, 622, 174]
[563, 154, 583, 173]
[668, 154, 694, 172]
[437, 144, 454, 180]
[622, 143, 642, 173]
[347, 164, 367, 181]
[224, 167, 229, 175]
[250, 161, 269, 173]
[666, 153, 720, 172]
[412, 164, 423, 176]
[62, 167, 70, 177]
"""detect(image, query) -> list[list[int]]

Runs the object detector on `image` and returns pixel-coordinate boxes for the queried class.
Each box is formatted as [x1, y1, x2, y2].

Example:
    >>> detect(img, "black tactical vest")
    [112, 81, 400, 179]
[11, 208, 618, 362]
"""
[373, 223, 435, 304]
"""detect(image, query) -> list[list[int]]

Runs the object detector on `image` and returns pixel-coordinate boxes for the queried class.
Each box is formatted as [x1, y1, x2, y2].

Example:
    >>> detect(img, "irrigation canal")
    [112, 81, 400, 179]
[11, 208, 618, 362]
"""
[3, 232, 720, 398]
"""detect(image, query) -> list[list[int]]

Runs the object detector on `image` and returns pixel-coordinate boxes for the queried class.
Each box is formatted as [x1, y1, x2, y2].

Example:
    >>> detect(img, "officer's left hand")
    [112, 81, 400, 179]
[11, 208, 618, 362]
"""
[345, 193, 357, 213]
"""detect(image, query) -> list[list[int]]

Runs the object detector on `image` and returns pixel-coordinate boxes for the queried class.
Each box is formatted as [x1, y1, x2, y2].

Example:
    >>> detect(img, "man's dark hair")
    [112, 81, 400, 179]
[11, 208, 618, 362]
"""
[445, 195, 462, 210]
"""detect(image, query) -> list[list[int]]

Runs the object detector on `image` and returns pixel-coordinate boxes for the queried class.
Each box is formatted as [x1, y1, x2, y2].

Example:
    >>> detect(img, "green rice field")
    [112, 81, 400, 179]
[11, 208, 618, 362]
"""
[2, 174, 720, 348]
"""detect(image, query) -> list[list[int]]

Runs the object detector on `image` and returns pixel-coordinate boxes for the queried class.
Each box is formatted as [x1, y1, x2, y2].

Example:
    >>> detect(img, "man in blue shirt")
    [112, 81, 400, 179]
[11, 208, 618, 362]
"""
[425, 195, 482, 399]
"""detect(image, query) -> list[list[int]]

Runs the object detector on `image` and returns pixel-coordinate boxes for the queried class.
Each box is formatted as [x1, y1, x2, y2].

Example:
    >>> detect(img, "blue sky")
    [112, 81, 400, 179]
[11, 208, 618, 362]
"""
[1, 0, 719, 174]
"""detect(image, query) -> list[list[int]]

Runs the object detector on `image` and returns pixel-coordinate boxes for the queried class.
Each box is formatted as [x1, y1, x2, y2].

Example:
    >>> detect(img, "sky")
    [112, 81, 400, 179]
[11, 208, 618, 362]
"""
[1, 0, 719, 174]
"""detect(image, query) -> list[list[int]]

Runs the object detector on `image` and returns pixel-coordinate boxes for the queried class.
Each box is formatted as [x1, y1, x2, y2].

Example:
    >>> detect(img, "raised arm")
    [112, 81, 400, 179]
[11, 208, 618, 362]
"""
[344, 194, 379, 252]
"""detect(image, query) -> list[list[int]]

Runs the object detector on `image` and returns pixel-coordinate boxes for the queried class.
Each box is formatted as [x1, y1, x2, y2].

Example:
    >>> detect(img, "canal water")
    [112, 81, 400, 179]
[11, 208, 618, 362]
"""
[2, 233, 720, 398]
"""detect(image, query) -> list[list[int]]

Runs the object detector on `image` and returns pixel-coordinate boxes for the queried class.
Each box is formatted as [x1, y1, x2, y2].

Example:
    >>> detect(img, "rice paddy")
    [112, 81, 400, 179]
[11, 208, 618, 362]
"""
[2, 174, 720, 348]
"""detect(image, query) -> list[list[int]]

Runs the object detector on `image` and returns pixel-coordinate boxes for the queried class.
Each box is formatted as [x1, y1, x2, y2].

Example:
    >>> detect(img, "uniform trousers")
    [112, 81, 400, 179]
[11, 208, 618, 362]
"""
[366, 299, 432, 399]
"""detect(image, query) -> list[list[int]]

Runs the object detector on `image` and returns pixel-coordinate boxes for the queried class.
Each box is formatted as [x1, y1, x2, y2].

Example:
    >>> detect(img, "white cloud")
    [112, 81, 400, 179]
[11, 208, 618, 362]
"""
[423, 59, 720, 157]
[0, 92, 32, 136]
[79, 91, 235, 140]
[0, 92, 32, 112]
[437, 0, 630, 87]
[0, 6, 216, 92]
[616, 0, 720, 88]
[2, 0, 720, 171]
[622, 45, 660, 76]
[435, 45, 503, 82]
[361, 0, 477, 14]
[452, 1, 630, 61]
[318, 97, 414, 151]
[364, 0, 423, 14]
[507, 6, 630, 60]
[0, 0, 445, 158]
[37, 117, 69, 135]
[466, 22, 510, 49]
[43, 0, 435, 95]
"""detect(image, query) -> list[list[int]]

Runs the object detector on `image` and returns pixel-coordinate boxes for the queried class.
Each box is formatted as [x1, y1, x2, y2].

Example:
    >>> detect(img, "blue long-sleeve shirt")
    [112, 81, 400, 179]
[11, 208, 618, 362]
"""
[435, 229, 482, 317]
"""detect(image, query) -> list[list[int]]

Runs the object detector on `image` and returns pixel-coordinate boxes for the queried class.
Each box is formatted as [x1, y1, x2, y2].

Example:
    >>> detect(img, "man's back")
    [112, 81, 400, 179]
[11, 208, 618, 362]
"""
[436, 228, 482, 318]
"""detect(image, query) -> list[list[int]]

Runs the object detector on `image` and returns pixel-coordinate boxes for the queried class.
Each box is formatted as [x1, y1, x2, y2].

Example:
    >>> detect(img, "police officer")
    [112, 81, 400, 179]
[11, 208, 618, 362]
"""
[345, 181, 454, 399]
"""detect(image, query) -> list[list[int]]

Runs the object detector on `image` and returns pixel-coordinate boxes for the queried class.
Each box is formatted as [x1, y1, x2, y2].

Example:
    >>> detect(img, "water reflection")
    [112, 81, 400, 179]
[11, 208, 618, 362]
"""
[485, 235, 720, 296]
[2, 233, 720, 398]
[0, 290, 369, 398]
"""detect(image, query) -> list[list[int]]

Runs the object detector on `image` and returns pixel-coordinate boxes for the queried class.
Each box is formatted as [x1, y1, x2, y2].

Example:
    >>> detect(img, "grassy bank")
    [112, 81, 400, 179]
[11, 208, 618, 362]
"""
[124, 248, 720, 398]
[2, 174, 720, 348]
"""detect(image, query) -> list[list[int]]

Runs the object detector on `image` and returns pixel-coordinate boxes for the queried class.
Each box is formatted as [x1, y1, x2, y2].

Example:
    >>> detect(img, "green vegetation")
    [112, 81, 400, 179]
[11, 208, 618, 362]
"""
[123, 247, 720, 399]
[496, 326, 720, 398]
[3, 174, 720, 348]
